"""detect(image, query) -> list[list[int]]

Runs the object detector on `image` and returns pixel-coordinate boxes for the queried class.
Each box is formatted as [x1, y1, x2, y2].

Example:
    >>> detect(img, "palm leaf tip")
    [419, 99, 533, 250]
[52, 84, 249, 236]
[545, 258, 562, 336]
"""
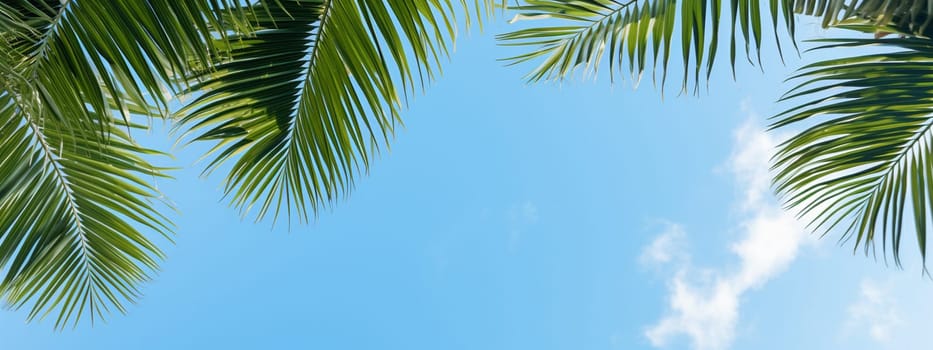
[771, 35, 933, 268]
[498, 0, 933, 89]
[0, 0, 206, 328]
[0, 93, 173, 329]
[177, 0, 500, 226]
[0, 0, 255, 129]
[497, 0, 793, 91]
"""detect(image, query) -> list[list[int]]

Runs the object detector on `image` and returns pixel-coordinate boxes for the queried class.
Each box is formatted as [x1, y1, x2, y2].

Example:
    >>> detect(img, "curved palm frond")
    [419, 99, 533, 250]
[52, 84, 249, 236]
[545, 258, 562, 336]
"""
[497, 0, 795, 90]
[792, 0, 933, 36]
[0, 0, 250, 127]
[0, 91, 172, 329]
[0, 0, 256, 328]
[500, 0, 933, 267]
[497, 0, 933, 88]
[177, 0, 500, 224]
[771, 34, 933, 267]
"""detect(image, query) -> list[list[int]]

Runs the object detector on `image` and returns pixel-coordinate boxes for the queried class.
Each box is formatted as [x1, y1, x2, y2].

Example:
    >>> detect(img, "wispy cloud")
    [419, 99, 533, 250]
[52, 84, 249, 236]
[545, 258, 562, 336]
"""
[640, 223, 688, 267]
[835, 273, 933, 350]
[845, 279, 902, 344]
[644, 118, 810, 350]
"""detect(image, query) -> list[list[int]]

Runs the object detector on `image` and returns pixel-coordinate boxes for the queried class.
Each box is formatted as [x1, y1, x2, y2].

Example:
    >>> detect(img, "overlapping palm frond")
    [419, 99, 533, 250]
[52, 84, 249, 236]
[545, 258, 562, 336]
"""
[177, 0, 501, 224]
[772, 33, 933, 267]
[2, 0, 931, 331]
[0, 0, 504, 327]
[0, 0, 253, 328]
[498, 0, 933, 88]
[792, 0, 933, 36]
[500, 0, 933, 264]
[0, 91, 172, 329]
[0, 0, 249, 128]
[497, 0, 795, 89]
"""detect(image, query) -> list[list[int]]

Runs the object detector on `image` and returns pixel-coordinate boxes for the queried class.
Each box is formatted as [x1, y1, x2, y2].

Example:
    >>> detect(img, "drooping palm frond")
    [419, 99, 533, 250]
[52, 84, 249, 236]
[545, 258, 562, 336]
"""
[177, 0, 501, 224]
[497, 0, 933, 88]
[497, 0, 795, 89]
[771, 33, 933, 267]
[0, 0, 257, 328]
[500, 0, 933, 266]
[792, 0, 933, 36]
[0, 0, 251, 128]
[0, 0, 504, 327]
[0, 91, 172, 329]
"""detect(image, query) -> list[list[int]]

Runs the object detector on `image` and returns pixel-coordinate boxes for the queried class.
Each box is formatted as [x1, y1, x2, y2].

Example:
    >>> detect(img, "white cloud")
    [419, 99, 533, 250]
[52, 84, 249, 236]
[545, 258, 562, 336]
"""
[644, 118, 809, 350]
[645, 271, 741, 350]
[835, 272, 933, 350]
[845, 279, 902, 344]
[640, 223, 688, 266]
[730, 119, 774, 212]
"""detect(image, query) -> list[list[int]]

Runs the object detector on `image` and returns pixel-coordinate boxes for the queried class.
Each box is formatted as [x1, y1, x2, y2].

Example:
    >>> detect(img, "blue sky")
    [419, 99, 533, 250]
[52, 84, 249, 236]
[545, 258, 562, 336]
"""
[2, 12, 932, 350]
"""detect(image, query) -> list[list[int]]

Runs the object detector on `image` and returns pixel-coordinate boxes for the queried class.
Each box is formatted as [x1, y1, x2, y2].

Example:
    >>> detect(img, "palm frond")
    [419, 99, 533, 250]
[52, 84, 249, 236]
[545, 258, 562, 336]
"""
[0, 0, 244, 328]
[177, 0, 501, 224]
[792, 0, 933, 36]
[0, 91, 172, 329]
[497, 0, 794, 90]
[497, 0, 933, 89]
[771, 34, 933, 267]
[0, 0, 251, 128]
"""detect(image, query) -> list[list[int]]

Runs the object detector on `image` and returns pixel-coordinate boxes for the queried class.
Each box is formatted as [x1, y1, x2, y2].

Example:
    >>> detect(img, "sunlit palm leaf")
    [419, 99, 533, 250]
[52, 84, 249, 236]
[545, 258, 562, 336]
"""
[0, 0, 248, 128]
[178, 0, 500, 224]
[0, 92, 172, 329]
[498, 0, 933, 88]
[497, 0, 794, 90]
[771, 34, 933, 267]
[792, 0, 933, 36]
[0, 0, 252, 328]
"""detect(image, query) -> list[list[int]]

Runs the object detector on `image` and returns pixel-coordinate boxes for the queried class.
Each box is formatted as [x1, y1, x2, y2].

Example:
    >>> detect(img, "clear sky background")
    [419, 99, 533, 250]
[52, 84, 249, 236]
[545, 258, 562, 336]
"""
[2, 12, 932, 350]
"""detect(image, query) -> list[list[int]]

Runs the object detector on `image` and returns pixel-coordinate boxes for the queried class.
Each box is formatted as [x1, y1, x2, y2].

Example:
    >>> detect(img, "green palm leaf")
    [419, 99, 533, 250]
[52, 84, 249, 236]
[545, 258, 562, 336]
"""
[498, 0, 933, 88]
[0, 0, 247, 128]
[499, 0, 933, 266]
[771, 33, 933, 267]
[791, 0, 933, 35]
[177, 0, 500, 224]
[0, 0, 252, 328]
[1, 0, 503, 327]
[0, 91, 172, 329]
[497, 0, 793, 90]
